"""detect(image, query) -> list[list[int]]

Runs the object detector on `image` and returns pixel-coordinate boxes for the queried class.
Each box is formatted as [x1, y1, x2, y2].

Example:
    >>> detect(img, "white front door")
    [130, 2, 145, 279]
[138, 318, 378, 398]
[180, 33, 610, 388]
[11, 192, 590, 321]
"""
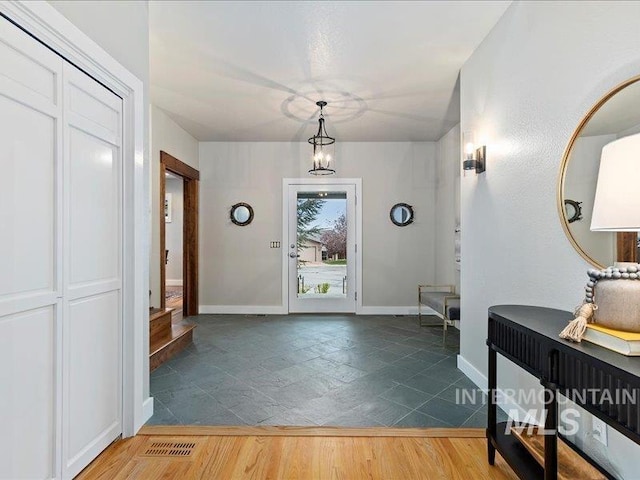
[287, 182, 357, 313]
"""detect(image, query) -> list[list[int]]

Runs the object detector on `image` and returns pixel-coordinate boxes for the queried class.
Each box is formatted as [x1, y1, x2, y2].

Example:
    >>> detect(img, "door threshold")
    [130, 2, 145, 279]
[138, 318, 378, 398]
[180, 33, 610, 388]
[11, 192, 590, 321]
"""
[139, 425, 485, 438]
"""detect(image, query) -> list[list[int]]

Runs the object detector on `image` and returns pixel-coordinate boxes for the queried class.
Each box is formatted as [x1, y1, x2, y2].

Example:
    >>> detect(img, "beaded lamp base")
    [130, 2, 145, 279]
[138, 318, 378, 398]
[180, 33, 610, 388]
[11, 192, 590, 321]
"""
[586, 263, 640, 333]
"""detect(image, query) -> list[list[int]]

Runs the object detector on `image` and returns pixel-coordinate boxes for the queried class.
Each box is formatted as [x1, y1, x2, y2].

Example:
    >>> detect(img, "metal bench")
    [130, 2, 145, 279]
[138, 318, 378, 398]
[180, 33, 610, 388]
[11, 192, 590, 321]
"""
[418, 284, 460, 340]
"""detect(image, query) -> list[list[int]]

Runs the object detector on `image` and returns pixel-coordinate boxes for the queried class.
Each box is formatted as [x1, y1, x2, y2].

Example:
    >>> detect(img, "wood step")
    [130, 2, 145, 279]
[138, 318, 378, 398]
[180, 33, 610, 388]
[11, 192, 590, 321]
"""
[149, 308, 174, 343]
[150, 321, 196, 371]
[150, 307, 174, 323]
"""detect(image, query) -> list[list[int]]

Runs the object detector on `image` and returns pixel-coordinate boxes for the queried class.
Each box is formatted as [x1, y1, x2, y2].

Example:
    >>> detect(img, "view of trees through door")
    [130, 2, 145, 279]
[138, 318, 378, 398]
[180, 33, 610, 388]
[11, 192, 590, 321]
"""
[296, 192, 348, 299]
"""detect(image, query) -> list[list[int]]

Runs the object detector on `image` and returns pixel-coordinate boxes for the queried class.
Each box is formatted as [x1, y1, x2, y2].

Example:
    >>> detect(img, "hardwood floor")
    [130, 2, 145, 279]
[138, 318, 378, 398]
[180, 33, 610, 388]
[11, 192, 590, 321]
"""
[76, 426, 517, 479]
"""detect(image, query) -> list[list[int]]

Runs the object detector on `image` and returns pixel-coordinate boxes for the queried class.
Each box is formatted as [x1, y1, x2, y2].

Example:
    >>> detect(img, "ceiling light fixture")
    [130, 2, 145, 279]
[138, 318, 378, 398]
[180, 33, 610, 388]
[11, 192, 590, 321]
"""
[308, 101, 336, 176]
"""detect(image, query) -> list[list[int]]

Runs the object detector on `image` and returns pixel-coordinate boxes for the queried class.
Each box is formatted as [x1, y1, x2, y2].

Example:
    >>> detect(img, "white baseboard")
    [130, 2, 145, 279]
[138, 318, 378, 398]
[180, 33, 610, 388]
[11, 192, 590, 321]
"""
[358, 305, 438, 315]
[197, 305, 440, 316]
[199, 305, 287, 315]
[457, 354, 533, 423]
[457, 354, 488, 390]
[166, 279, 183, 287]
[142, 397, 154, 424]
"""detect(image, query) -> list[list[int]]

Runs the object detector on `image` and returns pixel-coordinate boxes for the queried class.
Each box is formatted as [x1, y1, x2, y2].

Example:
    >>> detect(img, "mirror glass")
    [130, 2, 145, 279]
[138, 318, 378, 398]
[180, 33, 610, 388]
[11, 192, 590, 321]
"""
[560, 76, 640, 267]
[390, 203, 414, 227]
[230, 203, 253, 226]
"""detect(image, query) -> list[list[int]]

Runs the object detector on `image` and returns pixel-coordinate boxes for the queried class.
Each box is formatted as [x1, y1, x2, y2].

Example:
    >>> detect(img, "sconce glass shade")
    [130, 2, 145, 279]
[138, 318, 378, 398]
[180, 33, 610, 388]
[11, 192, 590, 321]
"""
[462, 131, 486, 173]
[591, 133, 640, 231]
[462, 131, 475, 170]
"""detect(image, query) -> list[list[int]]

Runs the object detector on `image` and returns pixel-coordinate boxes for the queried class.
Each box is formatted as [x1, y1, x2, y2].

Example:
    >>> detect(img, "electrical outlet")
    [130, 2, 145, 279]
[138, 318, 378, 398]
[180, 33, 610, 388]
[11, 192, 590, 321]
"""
[592, 417, 608, 446]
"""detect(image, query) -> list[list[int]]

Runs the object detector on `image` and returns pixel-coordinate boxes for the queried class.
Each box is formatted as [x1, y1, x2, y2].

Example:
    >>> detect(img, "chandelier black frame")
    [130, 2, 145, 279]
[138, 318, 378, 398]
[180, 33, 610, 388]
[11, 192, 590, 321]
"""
[308, 100, 336, 175]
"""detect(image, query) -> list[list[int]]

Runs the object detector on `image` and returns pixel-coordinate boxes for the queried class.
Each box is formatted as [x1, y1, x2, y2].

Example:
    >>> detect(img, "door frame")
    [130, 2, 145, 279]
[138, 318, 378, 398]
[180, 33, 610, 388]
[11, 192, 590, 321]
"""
[0, 2, 149, 438]
[282, 178, 363, 314]
[160, 151, 199, 317]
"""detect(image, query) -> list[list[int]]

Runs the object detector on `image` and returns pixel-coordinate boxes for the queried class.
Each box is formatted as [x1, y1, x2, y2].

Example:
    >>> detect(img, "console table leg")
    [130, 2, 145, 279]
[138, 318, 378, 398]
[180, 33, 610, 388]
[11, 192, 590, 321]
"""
[488, 344, 497, 465]
[544, 387, 558, 480]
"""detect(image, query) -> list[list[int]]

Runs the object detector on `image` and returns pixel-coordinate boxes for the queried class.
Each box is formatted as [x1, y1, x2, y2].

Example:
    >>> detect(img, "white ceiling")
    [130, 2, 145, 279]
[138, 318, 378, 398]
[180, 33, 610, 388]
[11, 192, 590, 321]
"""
[149, 1, 511, 142]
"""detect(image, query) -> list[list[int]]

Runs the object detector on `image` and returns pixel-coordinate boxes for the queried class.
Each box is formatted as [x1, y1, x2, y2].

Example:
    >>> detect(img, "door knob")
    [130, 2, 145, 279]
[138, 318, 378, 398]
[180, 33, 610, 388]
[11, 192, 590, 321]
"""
[289, 252, 299, 258]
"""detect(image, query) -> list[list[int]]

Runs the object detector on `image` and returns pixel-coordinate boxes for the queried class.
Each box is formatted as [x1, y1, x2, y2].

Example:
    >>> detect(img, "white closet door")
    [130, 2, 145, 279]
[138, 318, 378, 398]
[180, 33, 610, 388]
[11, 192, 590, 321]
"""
[0, 16, 124, 480]
[0, 19, 63, 480]
[61, 64, 123, 479]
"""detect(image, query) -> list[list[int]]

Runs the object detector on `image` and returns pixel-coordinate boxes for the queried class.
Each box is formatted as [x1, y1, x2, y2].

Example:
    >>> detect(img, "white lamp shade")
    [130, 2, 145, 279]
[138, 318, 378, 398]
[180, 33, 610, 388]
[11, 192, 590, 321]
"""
[591, 133, 640, 231]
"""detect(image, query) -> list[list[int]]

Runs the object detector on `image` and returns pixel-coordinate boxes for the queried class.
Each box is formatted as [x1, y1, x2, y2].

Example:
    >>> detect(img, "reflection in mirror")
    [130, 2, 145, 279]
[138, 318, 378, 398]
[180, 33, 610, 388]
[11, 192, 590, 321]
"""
[560, 76, 640, 267]
[390, 203, 414, 227]
[230, 202, 254, 226]
[564, 199, 583, 224]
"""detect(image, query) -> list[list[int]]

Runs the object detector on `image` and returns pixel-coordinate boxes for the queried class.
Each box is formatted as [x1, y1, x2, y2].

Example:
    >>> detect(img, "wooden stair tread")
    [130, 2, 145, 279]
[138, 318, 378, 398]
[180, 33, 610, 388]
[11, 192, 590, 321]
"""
[150, 307, 174, 323]
[150, 322, 196, 357]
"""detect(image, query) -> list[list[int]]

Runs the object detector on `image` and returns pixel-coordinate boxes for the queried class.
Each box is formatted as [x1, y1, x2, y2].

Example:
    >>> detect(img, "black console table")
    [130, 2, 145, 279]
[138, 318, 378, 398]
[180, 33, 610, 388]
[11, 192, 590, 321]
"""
[487, 305, 640, 480]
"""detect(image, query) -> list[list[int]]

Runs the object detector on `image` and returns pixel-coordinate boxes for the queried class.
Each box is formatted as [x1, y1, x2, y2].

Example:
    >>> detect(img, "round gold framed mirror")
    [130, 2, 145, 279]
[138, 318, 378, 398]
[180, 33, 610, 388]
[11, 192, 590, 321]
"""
[558, 75, 640, 268]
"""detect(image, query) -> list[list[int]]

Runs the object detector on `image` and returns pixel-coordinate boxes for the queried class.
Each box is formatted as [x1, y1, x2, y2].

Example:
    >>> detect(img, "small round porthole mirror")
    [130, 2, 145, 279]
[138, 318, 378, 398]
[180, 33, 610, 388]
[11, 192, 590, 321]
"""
[563, 199, 583, 224]
[230, 202, 254, 226]
[390, 203, 414, 227]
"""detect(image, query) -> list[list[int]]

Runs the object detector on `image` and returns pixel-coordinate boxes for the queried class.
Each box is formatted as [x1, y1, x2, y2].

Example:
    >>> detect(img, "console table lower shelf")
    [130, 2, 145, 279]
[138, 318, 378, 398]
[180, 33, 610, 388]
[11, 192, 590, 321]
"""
[491, 423, 544, 479]
[492, 422, 606, 480]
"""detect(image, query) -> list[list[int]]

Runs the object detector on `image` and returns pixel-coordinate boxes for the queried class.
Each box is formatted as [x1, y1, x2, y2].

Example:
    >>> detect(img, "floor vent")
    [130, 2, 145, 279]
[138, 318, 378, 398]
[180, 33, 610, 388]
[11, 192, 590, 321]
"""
[142, 441, 196, 457]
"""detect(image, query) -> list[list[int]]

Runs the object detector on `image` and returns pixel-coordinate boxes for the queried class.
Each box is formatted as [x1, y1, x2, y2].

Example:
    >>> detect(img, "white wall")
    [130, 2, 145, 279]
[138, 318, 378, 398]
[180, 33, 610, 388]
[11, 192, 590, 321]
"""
[150, 105, 199, 307]
[459, 2, 640, 478]
[165, 178, 184, 284]
[198, 142, 437, 311]
[435, 124, 461, 290]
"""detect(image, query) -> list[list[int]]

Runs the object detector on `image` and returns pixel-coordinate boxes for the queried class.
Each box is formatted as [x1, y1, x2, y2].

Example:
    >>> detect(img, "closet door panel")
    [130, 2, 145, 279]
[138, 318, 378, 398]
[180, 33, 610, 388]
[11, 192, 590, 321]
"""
[67, 128, 120, 286]
[62, 63, 122, 479]
[0, 306, 57, 480]
[0, 94, 56, 298]
[0, 20, 58, 112]
[0, 17, 62, 480]
[66, 291, 120, 463]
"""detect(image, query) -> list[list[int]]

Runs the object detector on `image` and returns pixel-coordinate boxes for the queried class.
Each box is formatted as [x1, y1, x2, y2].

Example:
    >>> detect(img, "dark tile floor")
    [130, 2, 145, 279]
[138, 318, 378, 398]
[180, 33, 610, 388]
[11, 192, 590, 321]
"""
[148, 314, 504, 428]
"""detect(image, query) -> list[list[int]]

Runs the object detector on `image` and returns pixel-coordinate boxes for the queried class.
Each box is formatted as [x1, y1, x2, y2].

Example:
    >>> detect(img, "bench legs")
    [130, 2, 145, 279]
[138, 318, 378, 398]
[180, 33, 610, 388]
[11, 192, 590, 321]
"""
[418, 306, 449, 343]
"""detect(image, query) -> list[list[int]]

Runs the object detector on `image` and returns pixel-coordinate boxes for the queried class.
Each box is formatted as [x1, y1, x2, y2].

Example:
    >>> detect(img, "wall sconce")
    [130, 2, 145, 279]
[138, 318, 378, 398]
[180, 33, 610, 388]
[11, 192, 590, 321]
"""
[462, 131, 486, 174]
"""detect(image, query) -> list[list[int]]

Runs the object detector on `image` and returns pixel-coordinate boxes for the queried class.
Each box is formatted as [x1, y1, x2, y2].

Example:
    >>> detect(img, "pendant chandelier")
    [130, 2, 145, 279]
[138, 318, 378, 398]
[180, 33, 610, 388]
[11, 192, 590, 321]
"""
[308, 100, 336, 175]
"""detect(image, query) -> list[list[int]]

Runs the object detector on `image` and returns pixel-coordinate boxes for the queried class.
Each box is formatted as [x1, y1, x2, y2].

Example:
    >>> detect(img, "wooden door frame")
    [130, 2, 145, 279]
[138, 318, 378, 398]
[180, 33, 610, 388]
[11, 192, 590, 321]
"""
[160, 151, 199, 317]
[617, 232, 638, 263]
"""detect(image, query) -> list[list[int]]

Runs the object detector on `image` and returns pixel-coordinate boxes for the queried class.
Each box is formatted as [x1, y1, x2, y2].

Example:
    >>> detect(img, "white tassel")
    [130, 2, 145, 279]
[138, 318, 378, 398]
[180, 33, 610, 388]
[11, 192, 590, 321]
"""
[559, 303, 597, 342]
